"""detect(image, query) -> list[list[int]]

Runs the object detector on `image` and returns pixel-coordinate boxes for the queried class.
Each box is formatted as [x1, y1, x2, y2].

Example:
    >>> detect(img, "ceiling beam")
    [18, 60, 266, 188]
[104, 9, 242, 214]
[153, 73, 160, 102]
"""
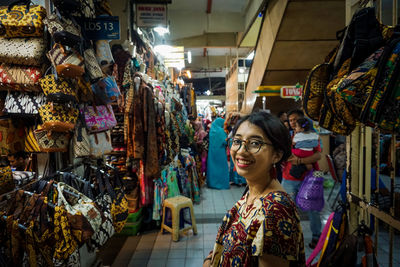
[171, 32, 237, 48]
[207, 0, 212, 13]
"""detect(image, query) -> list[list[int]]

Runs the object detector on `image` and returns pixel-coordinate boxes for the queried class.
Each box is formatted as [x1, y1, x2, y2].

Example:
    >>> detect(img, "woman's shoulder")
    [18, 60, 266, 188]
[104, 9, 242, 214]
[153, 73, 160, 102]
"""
[261, 191, 299, 217]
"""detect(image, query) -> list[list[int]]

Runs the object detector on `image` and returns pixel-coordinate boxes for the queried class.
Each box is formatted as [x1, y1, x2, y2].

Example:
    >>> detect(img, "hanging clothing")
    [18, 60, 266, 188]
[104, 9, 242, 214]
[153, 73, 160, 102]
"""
[207, 118, 229, 189]
[229, 156, 246, 185]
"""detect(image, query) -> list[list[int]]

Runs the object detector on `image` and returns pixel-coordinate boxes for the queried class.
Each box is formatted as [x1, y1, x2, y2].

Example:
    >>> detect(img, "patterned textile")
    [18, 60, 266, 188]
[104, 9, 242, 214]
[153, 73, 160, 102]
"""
[211, 191, 305, 267]
[144, 86, 159, 177]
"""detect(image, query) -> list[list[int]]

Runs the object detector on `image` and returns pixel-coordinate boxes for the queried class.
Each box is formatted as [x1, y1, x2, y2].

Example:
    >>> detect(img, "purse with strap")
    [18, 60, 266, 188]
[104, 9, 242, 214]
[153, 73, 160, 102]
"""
[44, 13, 82, 48]
[56, 182, 102, 234]
[24, 126, 41, 153]
[0, 63, 43, 92]
[47, 43, 85, 78]
[38, 102, 79, 132]
[91, 76, 121, 104]
[90, 170, 115, 249]
[40, 74, 78, 102]
[34, 127, 70, 152]
[81, 104, 117, 133]
[4, 91, 46, 115]
[84, 47, 103, 82]
[296, 170, 325, 212]
[0, 3, 47, 38]
[0, 37, 46, 66]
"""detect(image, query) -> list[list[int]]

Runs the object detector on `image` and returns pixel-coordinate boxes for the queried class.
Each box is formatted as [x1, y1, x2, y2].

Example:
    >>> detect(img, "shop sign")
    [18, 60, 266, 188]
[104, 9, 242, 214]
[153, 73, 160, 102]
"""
[136, 4, 167, 27]
[280, 85, 303, 98]
[79, 16, 120, 40]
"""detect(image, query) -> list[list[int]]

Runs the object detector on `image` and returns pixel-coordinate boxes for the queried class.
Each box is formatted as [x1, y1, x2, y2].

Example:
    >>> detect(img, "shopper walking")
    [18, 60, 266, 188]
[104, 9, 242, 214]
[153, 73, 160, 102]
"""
[204, 112, 305, 267]
[281, 109, 322, 249]
[206, 118, 230, 189]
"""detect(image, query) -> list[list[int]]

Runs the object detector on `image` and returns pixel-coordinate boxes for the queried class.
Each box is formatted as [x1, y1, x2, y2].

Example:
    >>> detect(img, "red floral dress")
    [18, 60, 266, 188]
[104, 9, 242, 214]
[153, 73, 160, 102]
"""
[211, 191, 305, 267]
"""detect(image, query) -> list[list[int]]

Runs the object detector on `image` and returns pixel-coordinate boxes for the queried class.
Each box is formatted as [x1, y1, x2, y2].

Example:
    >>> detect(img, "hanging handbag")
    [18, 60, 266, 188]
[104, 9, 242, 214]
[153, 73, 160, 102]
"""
[0, 3, 46, 38]
[91, 76, 121, 104]
[0, 119, 25, 155]
[56, 182, 102, 233]
[4, 91, 46, 115]
[38, 103, 79, 132]
[72, 124, 90, 157]
[50, 0, 80, 16]
[84, 48, 103, 82]
[44, 13, 82, 48]
[73, 125, 112, 157]
[47, 43, 85, 78]
[34, 127, 70, 152]
[103, 172, 128, 233]
[71, 0, 95, 18]
[40, 74, 78, 102]
[96, 40, 114, 66]
[88, 131, 113, 157]
[0, 166, 14, 195]
[24, 126, 40, 153]
[81, 104, 117, 133]
[0, 63, 43, 92]
[0, 37, 46, 66]
[90, 170, 115, 249]
[296, 170, 325, 212]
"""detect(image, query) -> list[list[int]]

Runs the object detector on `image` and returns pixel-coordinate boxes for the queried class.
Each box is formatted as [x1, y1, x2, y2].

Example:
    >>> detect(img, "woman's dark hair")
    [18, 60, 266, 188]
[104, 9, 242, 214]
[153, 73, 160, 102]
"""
[287, 109, 304, 118]
[231, 111, 291, 164]
[297, 118, 312, 132]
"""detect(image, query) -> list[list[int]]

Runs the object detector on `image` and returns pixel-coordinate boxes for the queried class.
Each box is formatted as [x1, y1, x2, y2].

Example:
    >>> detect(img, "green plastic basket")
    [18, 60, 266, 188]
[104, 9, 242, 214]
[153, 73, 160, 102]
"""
[126, 208, 143, 223]
[118, 219, 142, 236]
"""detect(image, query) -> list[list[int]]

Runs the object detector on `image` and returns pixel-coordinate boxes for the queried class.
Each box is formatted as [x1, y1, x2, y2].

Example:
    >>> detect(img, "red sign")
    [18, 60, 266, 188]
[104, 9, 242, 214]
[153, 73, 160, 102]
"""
[280, 86, 303, 98]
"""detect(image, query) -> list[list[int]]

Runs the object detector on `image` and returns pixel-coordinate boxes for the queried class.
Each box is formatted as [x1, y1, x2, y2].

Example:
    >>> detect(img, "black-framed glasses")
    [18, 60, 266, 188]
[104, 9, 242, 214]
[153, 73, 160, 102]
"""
[228, 138, 272, 154]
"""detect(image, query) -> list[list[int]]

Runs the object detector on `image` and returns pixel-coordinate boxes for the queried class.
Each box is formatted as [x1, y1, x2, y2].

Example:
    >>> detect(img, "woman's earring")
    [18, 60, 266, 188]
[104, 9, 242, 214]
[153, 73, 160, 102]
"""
[273, 163, 276, 168]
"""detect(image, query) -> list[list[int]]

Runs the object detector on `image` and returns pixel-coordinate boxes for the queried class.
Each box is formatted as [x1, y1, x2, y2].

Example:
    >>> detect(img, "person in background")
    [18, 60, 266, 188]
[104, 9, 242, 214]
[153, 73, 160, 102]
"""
[203, 112, 305, 267]
[225, 113, 246, 186]
[278, 111, 290, 129]
[8, 151, 29, 171]
[281, 109, 322, 249]
[207, 118, 230, 189]
[290, 118, 319, 179]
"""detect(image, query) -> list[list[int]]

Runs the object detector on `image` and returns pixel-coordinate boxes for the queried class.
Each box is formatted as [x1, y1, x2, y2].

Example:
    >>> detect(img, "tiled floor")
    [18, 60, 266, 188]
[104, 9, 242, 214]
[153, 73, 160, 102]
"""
[104, 175, 399, 267]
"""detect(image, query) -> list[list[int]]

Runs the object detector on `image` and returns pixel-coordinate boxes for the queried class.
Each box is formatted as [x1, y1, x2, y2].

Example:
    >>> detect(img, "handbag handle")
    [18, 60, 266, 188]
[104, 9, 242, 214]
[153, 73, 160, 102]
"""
[8, 0, 31, 12]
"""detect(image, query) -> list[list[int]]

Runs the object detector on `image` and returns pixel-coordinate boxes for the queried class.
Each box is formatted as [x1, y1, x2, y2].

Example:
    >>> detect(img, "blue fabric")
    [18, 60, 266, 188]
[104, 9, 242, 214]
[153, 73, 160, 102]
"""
[281, 178, 321, 239]
[295, 139, 319, 149]
[207, 118, 230, 189]
[229, 157, 246, 185]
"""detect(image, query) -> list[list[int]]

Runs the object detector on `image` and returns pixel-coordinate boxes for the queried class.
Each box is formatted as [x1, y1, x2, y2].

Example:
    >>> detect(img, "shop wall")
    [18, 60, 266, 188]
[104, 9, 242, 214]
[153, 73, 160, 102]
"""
[109, 0, 129, 45]
[241, 0, 345, 113]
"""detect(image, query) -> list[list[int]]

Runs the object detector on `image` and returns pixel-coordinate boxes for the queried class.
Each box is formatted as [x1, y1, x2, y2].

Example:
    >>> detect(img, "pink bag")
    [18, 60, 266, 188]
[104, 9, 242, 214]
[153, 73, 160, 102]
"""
[81, 104, 117, 133]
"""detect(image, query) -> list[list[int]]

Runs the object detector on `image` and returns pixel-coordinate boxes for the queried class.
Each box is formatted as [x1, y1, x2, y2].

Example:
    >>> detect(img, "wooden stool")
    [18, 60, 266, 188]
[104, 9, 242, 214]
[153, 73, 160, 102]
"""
[160, 195, 198, 241]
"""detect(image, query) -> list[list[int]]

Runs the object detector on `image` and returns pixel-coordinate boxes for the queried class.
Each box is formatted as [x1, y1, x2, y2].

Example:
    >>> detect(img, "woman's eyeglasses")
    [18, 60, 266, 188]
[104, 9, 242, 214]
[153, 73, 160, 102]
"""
[228, 138, 272, 154]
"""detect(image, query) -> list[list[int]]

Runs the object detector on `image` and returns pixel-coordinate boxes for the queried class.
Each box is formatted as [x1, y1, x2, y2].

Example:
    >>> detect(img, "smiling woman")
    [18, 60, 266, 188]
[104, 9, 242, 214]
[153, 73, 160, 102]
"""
[204, 112, 306, 267]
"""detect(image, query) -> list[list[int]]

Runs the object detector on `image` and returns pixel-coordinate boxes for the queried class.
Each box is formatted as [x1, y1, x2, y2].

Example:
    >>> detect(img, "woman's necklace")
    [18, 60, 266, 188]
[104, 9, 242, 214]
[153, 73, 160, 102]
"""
[239, 179, 274, 222]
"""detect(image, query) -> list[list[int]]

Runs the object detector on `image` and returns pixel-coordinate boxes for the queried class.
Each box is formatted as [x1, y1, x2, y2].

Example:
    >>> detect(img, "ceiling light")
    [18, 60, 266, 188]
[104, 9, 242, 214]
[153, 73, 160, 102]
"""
[187, 50, 192, 64]
[154, 26, 169, 36]
[205, 90, 211, 96]
[246, 51, 255, 60]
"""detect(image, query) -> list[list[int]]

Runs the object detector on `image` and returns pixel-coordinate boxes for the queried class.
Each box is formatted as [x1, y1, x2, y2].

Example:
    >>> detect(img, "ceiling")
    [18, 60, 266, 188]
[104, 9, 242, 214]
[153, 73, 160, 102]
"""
[165, 0, 264, 83]
[168, 0, 249, 13]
